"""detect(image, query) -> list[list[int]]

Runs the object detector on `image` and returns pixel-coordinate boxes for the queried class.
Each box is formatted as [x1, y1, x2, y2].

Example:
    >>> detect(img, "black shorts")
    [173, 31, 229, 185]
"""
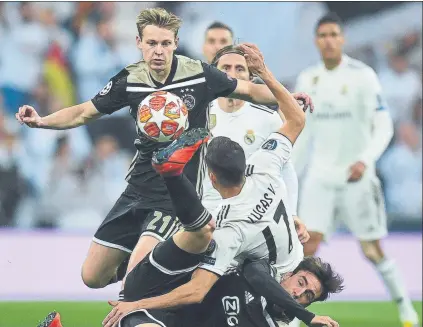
[123, 238, 202, 301]
[93, 183, 180, 253]
[120, 309, 179, 327]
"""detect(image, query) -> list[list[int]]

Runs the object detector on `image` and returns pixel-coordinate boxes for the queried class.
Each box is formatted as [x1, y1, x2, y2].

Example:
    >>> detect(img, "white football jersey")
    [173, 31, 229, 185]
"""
[292, 55, 388, 184]
[199, 133, 303, 276]
[202, 100, 294, 214]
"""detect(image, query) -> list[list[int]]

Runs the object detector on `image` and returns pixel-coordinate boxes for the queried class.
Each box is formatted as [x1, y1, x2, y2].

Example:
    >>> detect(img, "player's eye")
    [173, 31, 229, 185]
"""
[147, 41, 157, 46]
[237, 67, 245, 72]
[162, 41, 171, 47]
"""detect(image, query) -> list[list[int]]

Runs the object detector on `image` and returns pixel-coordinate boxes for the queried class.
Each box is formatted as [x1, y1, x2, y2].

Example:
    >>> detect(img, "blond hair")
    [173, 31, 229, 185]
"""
[136, 8, 182, 39]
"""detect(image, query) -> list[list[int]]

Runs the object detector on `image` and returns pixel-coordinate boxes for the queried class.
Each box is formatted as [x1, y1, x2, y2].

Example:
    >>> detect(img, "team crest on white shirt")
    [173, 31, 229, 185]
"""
[341, 84, 348, 95]
[209, 114, 217, 129]
[244, 129, 255, 145]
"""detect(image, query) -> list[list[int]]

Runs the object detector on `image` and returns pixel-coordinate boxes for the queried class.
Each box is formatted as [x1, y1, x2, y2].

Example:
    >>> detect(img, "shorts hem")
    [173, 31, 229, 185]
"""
[119, 309, 167, 327]
[140, 231, 166, 242]
[92, 237, 132, 254]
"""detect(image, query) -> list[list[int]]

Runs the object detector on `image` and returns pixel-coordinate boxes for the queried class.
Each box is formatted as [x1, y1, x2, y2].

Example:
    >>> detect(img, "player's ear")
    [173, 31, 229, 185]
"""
[136, 35, 142, 50]
[174, 37, 179, 50]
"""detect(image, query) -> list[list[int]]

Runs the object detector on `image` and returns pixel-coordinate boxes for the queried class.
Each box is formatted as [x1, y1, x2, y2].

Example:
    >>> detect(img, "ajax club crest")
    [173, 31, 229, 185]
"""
[181, 88, 196, 111]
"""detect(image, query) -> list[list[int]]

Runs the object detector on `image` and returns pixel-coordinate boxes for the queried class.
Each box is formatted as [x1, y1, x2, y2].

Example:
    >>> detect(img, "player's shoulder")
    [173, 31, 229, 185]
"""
[343, 56, 377, 76]
[297, 63, 322, 79]
[174, 54, 205, 82]
[121, 60, 153, 85]
[343, 56, 381, 86]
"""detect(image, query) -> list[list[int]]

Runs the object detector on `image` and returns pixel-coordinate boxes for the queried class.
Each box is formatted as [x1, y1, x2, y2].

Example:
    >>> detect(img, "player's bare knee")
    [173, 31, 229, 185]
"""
[360, 240, 384, 264]
[81, 266, 109, 289]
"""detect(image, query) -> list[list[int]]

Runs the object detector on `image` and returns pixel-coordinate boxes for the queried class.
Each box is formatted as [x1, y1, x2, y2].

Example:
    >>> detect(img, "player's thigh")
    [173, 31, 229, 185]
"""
[299, 179, 336, 237]
[342, 177, 388, 241]
[123, 238, 202, 301]
[82, 241, 129, 280]
[126, 235, 161, 277]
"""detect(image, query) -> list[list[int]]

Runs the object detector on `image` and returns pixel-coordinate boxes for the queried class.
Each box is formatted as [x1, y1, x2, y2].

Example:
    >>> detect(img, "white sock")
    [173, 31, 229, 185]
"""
[375, 258, 418, 322]
[287, 318, 301, 327]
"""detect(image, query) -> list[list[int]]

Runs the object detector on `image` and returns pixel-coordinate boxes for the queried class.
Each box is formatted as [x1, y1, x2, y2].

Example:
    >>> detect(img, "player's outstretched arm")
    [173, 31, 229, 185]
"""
[238, 43, 305, 144]
[102, 269, 219, 327]
[16, 101, 103, 130]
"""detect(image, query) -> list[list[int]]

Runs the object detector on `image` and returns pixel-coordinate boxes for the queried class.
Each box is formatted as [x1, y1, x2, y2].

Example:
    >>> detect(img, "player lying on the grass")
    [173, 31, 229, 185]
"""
[99, 43, 341, 326]
[15, 7, 313, 294]
[38, 256, 343, 327]
[202, 44, 310, 244]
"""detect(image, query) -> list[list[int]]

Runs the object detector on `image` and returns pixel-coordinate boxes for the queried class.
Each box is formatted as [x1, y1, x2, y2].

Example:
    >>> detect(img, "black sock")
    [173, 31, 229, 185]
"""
[164, 174, 211, 230]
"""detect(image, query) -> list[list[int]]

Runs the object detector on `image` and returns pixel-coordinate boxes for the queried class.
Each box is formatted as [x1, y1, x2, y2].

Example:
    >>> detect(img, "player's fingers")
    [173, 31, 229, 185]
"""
[15, 113, 24, 124]
[102, 307, 118, 326]
[108, 300, 118, 307]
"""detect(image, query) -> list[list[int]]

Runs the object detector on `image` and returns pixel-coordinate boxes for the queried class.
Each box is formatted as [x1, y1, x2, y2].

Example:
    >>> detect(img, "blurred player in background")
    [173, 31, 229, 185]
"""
[202, 21, 234, 64]
[291, 13, 419, 327]
[15, 8, 310, 293]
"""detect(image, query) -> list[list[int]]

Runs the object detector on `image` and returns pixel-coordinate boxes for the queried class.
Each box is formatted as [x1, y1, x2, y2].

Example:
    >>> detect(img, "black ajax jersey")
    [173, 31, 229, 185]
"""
[182, 271, 278, 327]
[91, 55, 237, 193]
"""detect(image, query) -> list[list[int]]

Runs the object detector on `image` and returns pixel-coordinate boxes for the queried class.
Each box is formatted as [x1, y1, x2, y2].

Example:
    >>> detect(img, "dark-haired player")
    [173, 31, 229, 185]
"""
[292, 12, 418, 327]
[16, 7, 312, 291]
[203, 21, 234, 63]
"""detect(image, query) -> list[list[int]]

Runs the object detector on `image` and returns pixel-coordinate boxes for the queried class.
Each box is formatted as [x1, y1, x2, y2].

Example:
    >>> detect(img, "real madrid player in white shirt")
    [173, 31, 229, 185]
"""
[291, 13, 418, 327]
[201, 46, 310, 249]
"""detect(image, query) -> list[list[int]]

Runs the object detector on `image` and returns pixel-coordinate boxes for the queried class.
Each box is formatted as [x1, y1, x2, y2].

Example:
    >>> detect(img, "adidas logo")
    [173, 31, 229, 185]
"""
[245, 291, 254, 304]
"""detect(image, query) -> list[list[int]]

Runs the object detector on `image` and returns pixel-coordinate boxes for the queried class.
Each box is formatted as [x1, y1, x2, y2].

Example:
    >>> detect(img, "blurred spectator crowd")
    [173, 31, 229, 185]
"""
[0, 2, 421, 231]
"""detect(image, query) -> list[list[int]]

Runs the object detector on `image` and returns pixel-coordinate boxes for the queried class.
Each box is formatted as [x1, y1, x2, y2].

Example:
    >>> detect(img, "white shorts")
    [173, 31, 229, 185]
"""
[299, 176, 388, 241]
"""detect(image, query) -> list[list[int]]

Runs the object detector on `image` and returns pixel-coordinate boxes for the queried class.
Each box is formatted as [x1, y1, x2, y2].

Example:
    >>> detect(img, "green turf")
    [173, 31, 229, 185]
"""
[0, 301, 421, 327]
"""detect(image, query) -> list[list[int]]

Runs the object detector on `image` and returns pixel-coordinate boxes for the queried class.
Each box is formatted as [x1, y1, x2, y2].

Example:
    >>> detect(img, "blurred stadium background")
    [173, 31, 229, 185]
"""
[0, 1, 421, 327]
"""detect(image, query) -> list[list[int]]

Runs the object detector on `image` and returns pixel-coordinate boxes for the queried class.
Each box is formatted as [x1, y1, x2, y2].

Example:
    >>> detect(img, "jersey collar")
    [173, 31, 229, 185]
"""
[321, 54, 349, 73]
[150, 55, 178, 88]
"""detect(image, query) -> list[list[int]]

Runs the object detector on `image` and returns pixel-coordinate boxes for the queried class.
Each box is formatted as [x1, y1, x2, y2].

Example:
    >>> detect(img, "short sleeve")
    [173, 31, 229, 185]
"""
[199, 224, 243, 276]
[202, 62, 238, 100]
[361, 68, 388, 113]
[91, 69, 130, 115]
[246, 132, 293, 178]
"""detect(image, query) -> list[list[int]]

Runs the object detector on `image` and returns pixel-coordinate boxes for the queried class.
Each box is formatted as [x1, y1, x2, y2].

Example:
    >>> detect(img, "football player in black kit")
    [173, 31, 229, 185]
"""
[16, 7, 313, 290]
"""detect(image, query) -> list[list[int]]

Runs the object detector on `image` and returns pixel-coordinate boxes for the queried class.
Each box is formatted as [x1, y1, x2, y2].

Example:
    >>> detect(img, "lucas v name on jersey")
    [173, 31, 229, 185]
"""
[247, 184, 276, 223]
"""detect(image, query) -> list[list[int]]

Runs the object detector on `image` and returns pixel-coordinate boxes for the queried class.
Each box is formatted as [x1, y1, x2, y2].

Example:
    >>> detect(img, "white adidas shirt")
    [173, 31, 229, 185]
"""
[202, 100, 297, 215]
[292, 55, 391, 185]
[199, 132, 303, 276]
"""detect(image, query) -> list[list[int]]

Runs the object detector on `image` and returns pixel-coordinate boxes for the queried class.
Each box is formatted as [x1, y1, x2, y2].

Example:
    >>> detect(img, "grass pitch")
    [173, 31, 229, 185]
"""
[0, 301, 421, 327]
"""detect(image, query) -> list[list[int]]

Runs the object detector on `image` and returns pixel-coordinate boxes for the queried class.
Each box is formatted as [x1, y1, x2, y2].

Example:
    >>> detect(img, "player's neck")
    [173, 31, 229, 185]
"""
[323, 56, 342, 70]
[217, 97, 245, 113]
[150, 59, 173, 84]
[218, 179, 245, 199]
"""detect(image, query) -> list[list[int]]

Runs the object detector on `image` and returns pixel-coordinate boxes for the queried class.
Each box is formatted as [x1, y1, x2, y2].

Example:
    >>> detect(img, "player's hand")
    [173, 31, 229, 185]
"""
[294, 216, 310, 244]
[237, 43, 266, 76]
[347, 161, 366, 182]
[310, 315, 339, 327]
[15, 105, 44, 128]
[103, 300, 137, 327]
[292, 92, 314, 113]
